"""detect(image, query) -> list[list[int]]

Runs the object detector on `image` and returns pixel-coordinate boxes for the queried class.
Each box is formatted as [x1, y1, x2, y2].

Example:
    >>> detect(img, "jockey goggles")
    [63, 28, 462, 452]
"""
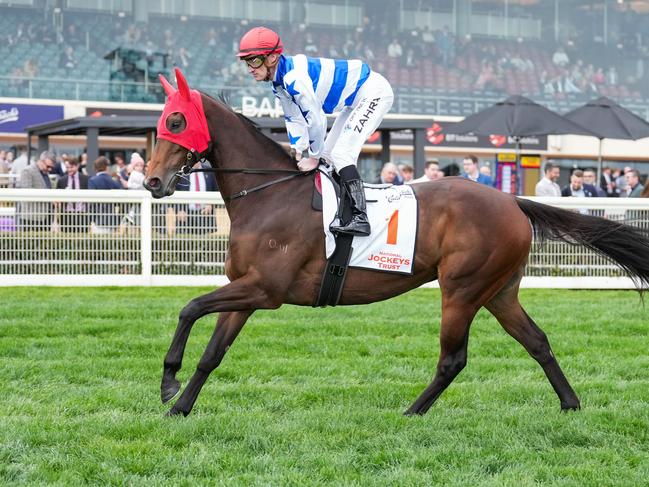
[241, 38, 281, 69]
[243, 55, 266, 69]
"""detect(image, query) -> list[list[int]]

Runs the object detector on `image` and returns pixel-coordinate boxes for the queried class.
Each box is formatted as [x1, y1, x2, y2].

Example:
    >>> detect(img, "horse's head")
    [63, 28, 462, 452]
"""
[144, 67, 211, 198]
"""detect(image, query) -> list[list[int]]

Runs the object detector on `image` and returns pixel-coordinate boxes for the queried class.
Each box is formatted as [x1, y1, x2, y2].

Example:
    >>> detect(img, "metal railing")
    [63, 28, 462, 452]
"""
[0, 189, 648, 288]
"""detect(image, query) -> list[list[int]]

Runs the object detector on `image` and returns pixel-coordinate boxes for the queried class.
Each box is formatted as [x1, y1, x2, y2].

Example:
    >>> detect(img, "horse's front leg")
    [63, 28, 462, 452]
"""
[161, 275, 284, 416]
[167, 310, 252, 416]
[161, 275, 275, 403]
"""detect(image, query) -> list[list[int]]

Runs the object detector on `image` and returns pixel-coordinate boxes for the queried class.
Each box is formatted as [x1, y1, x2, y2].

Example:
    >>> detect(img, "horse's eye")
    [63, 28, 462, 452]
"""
[166, 113, 186, 133]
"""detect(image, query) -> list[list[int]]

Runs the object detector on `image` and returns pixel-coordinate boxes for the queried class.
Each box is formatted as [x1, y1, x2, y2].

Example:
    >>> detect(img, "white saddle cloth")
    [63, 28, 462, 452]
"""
[319, 168, 418, 274]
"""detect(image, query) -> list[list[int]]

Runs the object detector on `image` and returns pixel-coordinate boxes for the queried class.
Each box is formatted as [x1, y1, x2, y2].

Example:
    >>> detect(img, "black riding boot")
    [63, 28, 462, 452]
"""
[330, 166, 371, 236]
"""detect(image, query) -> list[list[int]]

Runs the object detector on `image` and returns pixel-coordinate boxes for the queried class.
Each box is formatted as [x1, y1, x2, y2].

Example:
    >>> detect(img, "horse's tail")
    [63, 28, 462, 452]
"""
[515, 197, 649, 289]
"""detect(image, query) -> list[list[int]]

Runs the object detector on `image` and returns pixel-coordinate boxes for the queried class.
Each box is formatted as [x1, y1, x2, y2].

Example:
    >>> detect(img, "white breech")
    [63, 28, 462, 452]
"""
[321, 71, 394, 172]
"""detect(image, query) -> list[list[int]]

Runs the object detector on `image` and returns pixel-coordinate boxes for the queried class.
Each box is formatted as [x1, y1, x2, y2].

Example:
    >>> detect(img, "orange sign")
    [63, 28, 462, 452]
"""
[520, 156, 541, 168]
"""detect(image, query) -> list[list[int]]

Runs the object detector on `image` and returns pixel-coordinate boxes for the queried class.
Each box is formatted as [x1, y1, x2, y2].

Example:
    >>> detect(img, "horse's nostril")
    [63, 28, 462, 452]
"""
[147, 177, 161, 189]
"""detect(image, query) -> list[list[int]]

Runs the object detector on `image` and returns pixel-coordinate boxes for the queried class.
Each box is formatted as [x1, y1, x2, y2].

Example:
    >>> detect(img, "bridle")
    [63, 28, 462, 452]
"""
[174, 144, 315, 201]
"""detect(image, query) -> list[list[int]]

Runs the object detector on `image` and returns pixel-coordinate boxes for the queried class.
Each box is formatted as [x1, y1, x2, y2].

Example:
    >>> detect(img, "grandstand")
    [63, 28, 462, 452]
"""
[2, 0, 649, 117]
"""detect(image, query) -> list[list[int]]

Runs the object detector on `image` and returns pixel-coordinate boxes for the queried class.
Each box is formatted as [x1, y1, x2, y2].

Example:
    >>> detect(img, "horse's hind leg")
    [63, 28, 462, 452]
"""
[405, 301, 478, 415]
[485, 271, 580, 411]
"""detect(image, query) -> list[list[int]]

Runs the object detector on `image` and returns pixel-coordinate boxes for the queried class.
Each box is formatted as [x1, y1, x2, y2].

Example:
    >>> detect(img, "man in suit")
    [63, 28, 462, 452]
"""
[600, 166, 618, 197]
[625, 169, 644, 198]
[17, 151, 55, 232]
[582, 169, 606, 197]
[88, 156, 121, 231]
[561, 169, 596, 197]
[172, 161, 219, 235]
[56, 157, 89, 232]
[56, 156, 88, 190]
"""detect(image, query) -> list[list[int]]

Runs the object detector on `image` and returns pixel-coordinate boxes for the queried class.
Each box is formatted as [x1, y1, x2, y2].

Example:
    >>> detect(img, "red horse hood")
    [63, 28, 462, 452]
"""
[157, 67, 211, 153]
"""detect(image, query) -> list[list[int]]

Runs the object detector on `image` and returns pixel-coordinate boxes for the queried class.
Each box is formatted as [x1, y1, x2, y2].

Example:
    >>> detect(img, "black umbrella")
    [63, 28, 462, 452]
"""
[564, 96, 649, 184]
[445, 95, 594, 194]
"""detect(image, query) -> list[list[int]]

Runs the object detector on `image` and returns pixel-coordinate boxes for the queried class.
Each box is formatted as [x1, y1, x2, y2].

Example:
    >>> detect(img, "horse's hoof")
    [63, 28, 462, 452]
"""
[560, 401, 581, 412]
[161, 378, 181, 404]
[165, 406, 187, 417]
[403, 408, 423, 416]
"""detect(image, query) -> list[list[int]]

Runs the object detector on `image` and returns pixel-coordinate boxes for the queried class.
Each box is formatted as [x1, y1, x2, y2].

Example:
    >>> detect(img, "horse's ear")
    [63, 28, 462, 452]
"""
[159, 74, 176, 97]
[175, 67, 191, 101]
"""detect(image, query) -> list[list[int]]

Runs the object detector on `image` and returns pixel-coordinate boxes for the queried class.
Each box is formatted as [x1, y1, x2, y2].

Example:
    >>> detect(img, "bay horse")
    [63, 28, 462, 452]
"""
[144, 69, 649, 417]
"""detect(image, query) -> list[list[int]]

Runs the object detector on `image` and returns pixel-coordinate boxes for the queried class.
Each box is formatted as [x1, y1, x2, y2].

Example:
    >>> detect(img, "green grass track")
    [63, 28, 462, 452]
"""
[1, 287, 648, 486]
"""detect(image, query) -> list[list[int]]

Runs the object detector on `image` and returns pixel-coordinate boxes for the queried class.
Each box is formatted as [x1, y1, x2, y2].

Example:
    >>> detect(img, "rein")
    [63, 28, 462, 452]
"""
[175, 146, 314, 201]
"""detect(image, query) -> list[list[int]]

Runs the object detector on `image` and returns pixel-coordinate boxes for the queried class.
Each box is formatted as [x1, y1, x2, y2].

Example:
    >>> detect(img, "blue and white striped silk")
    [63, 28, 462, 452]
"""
[272, 54, 371, 159]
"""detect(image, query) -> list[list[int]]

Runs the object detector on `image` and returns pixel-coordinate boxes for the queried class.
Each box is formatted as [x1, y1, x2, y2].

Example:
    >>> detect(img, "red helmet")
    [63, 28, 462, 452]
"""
[237, 26, 283, 58]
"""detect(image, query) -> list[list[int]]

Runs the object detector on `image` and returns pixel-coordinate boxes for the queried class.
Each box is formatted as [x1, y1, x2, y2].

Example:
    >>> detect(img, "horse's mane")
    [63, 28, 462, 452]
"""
[200, 91, 294, 163]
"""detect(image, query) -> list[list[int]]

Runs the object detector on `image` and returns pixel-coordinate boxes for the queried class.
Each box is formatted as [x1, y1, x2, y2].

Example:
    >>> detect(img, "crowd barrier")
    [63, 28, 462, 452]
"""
[0, 189, 648, 288]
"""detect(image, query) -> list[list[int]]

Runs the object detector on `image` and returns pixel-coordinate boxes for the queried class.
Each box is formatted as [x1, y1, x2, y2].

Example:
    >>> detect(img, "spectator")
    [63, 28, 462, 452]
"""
[113, 153, 128, 187]
[205, 28, 219, 47]
[88, 156, 122, 233]
[582, 169, 606, 197]
[435, 25, 455, 66]
[58, 46, 78, 72]
[89, 156, 121, 190]
[10, 148, 29, 186]
[511, 53, 533, 72]
[121, 155, 146, 227]
[79, 153, 88, 175]
[304, 33, 318, 56]
[552, 46, 570, 67]
[23, 59, 38, 79]
[535, 162, 561, 197]
[562, 169, 596, 197]
[616, 167, 631, 196]
[592, 67, 606, 85]
[144, 40, 157, 67]
[398, 163, 414, 183]
[170, 161, 218, 235]
[0, 150, 10, 188]
[17, 151, 56, 232]
[19, 151, 54, 190]
[462, 155, 493, 186]
[475, 61, 500, 92]
[625, 169, 644, 197]
[421, 26, 435, 46]
[600, 166, 618, 197]
[480, 165, 493, 181]
[563, 73, 582, 93]
[123, 24, 141, 46]
[127, 154, 146, 189]
[56, 156, 88, 190]
[411, 159, 442, 183]
[64, 24, 83, 46]
[374, 162, 401, 185]
[387, 38, 403, 58]
[55, 157, 88, 232]
[606, 67, 618, 86]
[403, 48, 417, 69]
[176, 47, 192, 69]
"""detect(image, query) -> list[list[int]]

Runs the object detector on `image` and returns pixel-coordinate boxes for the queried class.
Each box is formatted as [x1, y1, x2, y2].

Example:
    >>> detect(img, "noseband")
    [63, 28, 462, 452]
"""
[175, 146, 213, 178]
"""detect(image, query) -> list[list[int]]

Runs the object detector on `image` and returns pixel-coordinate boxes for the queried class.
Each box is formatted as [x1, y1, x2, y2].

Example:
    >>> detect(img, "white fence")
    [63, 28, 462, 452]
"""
[1, 189, 649, 288]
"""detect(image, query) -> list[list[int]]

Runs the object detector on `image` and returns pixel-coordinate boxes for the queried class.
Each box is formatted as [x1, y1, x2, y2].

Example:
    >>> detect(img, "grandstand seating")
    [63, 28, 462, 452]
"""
[1, 5, 647, 117]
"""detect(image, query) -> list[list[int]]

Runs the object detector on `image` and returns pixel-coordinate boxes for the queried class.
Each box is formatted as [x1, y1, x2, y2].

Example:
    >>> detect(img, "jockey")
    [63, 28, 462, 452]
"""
[237, 26, 394, 237]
